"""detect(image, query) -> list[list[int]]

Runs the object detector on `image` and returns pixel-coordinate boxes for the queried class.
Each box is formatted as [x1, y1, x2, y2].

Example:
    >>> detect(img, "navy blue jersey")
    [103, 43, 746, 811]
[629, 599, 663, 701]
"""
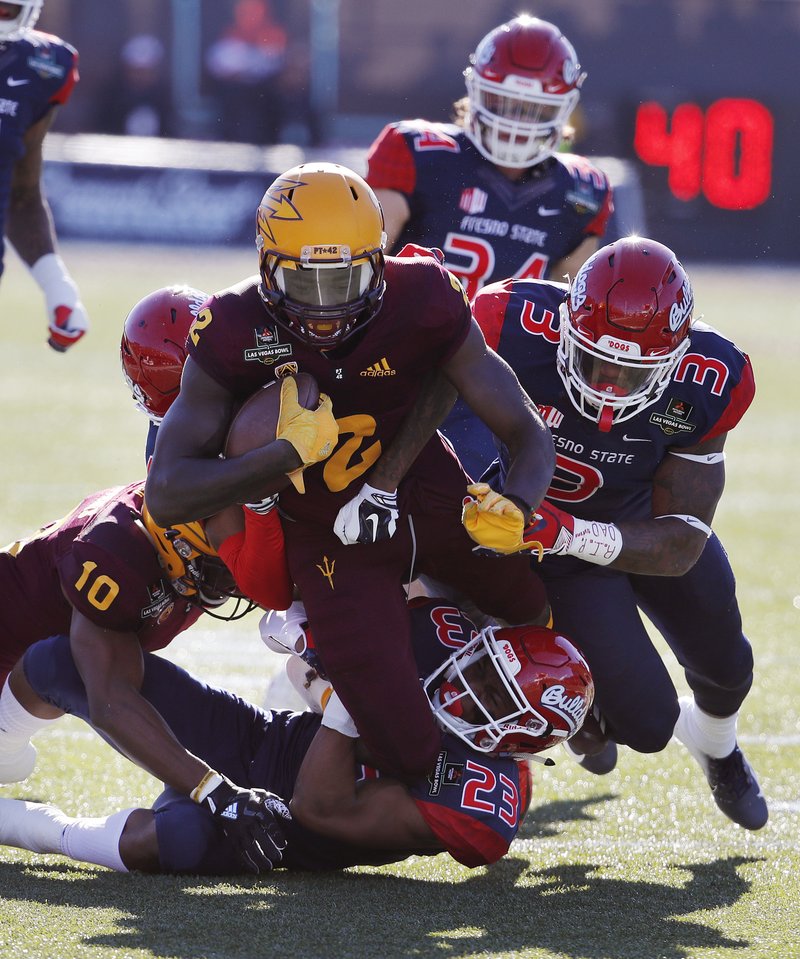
[0, 30, 78, 275]
[367, 121, 612, 298]
[442, 278, 756, 520]
[24, 597, 529, 872]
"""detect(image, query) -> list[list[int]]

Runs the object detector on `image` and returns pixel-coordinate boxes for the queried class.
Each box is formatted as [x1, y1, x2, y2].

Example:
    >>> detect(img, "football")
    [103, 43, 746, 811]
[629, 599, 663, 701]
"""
[224, 373, 320, 493]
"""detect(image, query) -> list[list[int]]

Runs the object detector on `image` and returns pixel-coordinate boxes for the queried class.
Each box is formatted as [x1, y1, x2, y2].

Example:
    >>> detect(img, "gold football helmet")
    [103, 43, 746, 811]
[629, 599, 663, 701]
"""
[256, 162, 387, 348]
[140, 503, 248, 616]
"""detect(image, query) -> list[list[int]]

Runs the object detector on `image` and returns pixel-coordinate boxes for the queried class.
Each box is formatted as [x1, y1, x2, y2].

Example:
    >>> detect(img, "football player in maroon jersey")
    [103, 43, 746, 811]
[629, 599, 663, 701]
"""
[446, 237, 767, 831]
[0, 483, 293, 872]
[145, 161, 556, 783]
[0, 1, 88, 351]
[0, 598, 593, 873]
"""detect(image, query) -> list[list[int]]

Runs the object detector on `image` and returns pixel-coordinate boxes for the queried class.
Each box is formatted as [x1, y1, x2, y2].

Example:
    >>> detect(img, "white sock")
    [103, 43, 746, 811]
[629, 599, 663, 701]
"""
[686, 700, 737, 758]
[0, 677, 58, 747]
[0, 798, 74, 854]
[61, 808, 133, 872]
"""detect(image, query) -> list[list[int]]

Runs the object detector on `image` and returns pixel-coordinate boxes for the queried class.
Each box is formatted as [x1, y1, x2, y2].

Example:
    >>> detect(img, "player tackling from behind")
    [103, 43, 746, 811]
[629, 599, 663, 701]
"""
[450, 236, 767, 830]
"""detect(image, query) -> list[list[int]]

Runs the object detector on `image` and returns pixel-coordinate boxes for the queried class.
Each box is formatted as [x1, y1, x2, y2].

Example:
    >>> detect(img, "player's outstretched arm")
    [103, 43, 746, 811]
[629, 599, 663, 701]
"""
[291, 721, 440, 851]
[145, 358, 302, 526]
[444, 321, 555, 517]
[69, 611, 290, 872]
[528, 434, 727, 576]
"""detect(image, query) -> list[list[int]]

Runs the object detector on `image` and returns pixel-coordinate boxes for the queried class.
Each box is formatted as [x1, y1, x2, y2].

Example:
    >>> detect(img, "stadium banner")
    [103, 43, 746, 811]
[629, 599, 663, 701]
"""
[42, 135, 642, 247]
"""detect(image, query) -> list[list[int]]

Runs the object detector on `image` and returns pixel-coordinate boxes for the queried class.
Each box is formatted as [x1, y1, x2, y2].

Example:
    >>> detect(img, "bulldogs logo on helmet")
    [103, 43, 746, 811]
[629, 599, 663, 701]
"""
[424, 622, 594, 760]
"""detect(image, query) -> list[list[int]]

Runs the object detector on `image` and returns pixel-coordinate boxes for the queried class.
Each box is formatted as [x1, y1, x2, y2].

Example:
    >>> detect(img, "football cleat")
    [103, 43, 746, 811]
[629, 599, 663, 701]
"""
[562, 706, 618, 774]
[0, 742, 37, 784]
[674, 696, 768, 830]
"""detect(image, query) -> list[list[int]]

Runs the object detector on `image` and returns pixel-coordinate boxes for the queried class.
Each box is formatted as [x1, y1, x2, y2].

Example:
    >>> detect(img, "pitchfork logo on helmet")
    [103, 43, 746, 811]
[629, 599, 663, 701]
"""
[0, 0, 43, 39]
[423, 623, 594, 760]
[557, 236, 694, 432]
[464, 15, 585, 169]
[140, 502, 252, 619]
[257, 175, 305, 245]
[256, 162, 387, 349]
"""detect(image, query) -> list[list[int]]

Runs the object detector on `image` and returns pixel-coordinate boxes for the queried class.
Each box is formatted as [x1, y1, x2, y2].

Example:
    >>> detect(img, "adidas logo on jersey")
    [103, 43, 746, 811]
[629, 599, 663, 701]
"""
[360, 357, 396, 376]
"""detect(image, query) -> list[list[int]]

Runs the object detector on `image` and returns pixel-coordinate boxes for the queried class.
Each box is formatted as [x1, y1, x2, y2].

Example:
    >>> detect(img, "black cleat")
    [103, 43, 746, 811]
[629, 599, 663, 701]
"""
[563, 737, 618, 775]
[563, 707, 618, 775]
[674, 697, 768, 830]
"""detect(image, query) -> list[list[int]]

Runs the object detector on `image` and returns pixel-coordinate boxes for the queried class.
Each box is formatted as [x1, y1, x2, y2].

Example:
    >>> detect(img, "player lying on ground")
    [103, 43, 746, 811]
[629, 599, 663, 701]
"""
[0, 597, 593, 873]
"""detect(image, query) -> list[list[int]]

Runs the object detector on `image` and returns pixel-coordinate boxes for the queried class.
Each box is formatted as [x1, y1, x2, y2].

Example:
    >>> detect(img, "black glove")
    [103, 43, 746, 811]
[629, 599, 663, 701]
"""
[201, 774, 291, 874]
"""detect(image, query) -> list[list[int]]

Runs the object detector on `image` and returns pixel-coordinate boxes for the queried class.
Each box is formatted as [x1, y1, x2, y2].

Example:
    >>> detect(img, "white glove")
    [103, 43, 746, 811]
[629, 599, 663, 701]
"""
[285, 656, 333, 714]
[259, 601, 309, 656]
[31, 254, 90, 353]
[244, 493, 279, 515]
[333, 483, 399, 545]
[321, 690, 358, 738]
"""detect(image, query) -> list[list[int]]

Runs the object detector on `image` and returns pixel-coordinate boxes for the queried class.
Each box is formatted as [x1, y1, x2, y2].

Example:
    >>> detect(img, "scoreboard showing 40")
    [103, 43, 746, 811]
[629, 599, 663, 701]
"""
[634, 98, 773, 210]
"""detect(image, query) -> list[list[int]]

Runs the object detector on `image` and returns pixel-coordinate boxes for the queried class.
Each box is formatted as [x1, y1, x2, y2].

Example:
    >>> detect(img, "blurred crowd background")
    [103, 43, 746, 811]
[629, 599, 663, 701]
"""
[35, 0, 800, 262]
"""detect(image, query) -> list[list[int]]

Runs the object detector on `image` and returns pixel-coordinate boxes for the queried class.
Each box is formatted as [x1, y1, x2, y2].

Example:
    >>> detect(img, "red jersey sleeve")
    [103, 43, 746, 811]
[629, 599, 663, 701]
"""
[217, 508, 293, 611]
[366, 124, 417, 195]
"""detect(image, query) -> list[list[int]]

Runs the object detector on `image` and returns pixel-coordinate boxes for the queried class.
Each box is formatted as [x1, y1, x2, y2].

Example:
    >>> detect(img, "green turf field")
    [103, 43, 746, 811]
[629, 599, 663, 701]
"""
[1, 243, 798, 959]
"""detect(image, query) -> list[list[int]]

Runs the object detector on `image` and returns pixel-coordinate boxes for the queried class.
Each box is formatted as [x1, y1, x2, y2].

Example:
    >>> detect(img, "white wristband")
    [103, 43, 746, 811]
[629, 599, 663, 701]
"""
[566, 518, 623, 566]
[29, 253, 77, 299]
[190, 769, 224, 804]
[321, 691, 358, 738]
[655, 514, 713, 538]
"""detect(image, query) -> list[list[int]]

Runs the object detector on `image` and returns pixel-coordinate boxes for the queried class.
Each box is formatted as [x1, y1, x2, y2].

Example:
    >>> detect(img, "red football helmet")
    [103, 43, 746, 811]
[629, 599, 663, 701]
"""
[120, 285, 209, 423]
[464, 15, 585, 168]
[557, 237, 694, 432]
[424, 623, 594, 760]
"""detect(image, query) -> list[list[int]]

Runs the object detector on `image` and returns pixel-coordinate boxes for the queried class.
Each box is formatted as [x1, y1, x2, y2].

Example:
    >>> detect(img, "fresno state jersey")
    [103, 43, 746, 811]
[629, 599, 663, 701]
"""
[253, 597, 530, 870]
[442, 277, 756, 522]
[0, 30, 79, 275]
[0, 482, 202, 678]
[187, 253, 472, 524]
[367, 120, 612, 298]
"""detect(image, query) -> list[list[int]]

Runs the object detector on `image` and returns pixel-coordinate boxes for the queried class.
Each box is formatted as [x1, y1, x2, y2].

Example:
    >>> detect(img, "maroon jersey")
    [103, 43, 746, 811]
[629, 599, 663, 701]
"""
[187, 252, 473, 524]
[0, 482, 202, 679]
